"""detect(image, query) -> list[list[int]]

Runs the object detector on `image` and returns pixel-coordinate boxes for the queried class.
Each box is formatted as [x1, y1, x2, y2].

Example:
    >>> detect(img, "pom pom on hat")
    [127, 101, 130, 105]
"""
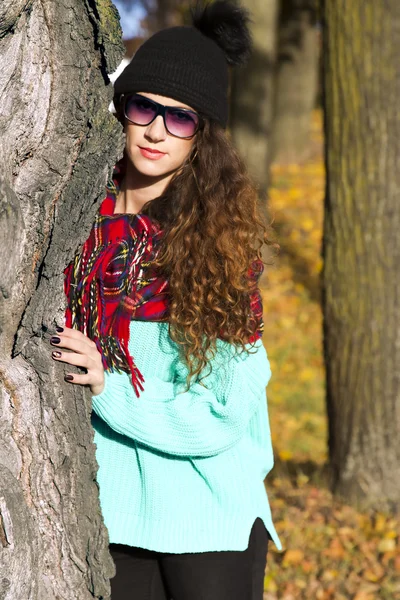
[192, 0, 252, 66]
[114, 0, 253, 127]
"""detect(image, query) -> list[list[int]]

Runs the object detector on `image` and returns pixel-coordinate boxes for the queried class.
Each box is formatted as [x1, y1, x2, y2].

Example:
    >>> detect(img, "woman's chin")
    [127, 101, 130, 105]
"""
[131, 158, 178, 181]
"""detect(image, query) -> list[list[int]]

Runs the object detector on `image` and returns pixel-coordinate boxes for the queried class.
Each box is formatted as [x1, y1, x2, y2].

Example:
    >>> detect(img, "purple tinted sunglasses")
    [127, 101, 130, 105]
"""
[123, 94, 203, 139]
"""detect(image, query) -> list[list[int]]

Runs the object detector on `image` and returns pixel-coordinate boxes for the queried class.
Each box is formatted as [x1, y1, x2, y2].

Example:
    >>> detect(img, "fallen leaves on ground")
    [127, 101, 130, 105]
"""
[265, 477, 400, 599]
[260, 111, 400, 598]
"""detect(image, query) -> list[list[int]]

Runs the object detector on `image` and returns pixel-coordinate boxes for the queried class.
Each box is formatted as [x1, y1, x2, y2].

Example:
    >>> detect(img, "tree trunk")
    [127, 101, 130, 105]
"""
[271, 0, 319, 164]
[0, 1, 124, 598]
[229, 0, 279, 204]
[322, 0, 400, 511]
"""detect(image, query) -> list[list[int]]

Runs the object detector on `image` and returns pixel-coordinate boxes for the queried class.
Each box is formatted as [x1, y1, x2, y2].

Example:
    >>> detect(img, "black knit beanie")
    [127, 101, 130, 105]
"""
[113, 1, 252, 128]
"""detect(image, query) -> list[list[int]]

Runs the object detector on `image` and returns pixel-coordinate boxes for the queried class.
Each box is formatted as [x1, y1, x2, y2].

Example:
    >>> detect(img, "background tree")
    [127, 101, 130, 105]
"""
[117, 0, 185, 33]
[322, 0, 400, 510]
[271, 0, 319, 164]
[0, 1, 124, 598]
[229, 0, 280, 204]
[143, 0, 186, 29]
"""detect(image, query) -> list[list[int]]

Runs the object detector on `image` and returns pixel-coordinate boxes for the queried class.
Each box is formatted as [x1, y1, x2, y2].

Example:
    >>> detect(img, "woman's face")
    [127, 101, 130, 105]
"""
[124, 92, 196, 180]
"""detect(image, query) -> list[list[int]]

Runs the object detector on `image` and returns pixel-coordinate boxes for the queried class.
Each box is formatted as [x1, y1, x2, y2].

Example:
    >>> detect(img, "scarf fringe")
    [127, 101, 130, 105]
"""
[95, 336, 145, 398]
[64, 211, 156, 397]
[64, 163, 265, 398]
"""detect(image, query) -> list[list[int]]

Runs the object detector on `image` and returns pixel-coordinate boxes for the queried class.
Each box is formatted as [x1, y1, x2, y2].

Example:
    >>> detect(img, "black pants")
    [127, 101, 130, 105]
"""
[109, 518, 269, 600]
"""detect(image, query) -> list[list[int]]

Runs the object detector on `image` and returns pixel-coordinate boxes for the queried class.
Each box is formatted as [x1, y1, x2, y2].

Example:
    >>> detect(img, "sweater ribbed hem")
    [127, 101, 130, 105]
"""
[103, 508, 282, 553]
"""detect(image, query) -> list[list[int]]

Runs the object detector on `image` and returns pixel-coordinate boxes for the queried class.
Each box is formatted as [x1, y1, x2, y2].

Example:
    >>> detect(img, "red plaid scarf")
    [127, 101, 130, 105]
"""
[64, 162, 264, 396]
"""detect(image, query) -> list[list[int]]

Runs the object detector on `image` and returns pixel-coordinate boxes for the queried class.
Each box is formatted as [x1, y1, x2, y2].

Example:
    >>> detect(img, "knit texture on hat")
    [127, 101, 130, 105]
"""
[114, 26, 229, 126]
[114, 1, 252, 127]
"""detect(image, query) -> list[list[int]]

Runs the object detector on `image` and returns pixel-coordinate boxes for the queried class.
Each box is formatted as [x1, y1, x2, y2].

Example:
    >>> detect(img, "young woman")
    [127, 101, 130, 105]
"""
[50, 2, 282, 598]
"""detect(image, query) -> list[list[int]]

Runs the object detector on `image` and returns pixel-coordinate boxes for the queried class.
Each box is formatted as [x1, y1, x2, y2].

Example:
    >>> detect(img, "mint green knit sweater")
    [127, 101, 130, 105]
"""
[91, 320, 282, 553]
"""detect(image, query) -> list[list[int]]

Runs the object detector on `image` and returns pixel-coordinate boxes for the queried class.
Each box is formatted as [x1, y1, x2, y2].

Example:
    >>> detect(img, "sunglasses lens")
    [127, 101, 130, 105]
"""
[165, 108, 199, 138]
[124, 95, 200, 138]
[125, 95, 157, 125]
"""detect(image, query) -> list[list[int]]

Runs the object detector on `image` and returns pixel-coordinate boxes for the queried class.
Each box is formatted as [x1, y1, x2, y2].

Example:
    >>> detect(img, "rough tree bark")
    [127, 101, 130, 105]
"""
[271, 0, 319, 164]
[322, 0, 400, 510]
[0, 1, 124, 598]
[229, 0, 279, 205]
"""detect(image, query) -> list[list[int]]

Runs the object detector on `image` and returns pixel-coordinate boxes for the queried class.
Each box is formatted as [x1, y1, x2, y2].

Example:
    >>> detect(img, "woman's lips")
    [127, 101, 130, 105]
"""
[139, 147, 166, 160]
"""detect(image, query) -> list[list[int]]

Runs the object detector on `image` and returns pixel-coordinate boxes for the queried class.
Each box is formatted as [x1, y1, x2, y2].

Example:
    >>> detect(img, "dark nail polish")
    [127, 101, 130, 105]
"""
[64, 375, 74, 382]
[52, 351, 61, 358]
[50, 336, 61, 344]
[56, 326, 64, 333]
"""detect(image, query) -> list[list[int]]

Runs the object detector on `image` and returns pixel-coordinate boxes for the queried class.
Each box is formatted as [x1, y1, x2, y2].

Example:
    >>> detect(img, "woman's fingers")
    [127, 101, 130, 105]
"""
[64, 372, 92, 385]
[64, 371, 104, 396]
[49, 326, 105, 395]
[54, 326, 92, 342]
[52, 350, 91, 369]
[50, 330, 97, 356]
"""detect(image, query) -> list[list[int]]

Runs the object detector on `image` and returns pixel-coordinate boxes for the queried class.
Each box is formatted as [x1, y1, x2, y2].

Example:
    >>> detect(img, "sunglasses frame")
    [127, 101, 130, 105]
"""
[122, 93, 203, 139]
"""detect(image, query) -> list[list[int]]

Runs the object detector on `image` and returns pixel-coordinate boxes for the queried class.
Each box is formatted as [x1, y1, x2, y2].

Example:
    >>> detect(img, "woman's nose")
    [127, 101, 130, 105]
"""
[144, 115, 167, 142]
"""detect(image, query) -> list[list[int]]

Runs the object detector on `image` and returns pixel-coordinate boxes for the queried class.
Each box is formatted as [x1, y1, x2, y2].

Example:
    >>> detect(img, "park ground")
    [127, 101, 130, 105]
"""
[260, 111, 400, 599]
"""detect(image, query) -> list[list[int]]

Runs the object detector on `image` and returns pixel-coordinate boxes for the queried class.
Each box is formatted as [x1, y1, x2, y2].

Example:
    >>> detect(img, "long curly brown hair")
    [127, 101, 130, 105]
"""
[141, 119, 271, 384]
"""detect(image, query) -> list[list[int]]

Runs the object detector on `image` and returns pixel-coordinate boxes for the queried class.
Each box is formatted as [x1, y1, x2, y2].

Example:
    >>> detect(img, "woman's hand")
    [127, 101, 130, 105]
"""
[50, 327, 105, 396]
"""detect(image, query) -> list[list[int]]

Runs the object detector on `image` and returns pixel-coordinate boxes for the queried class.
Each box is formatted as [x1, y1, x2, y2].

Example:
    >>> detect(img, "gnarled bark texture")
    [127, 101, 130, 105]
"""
[322, 0, 400, 511]
[0, 0, 124, 598]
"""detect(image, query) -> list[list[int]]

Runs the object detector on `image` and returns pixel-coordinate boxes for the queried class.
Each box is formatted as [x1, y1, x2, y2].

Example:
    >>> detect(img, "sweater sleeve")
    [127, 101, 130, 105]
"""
[91, 339, 271, 458]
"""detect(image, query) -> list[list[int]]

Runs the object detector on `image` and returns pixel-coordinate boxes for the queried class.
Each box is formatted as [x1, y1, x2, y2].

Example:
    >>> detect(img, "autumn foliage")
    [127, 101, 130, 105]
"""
[261, 111, 400, 599]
